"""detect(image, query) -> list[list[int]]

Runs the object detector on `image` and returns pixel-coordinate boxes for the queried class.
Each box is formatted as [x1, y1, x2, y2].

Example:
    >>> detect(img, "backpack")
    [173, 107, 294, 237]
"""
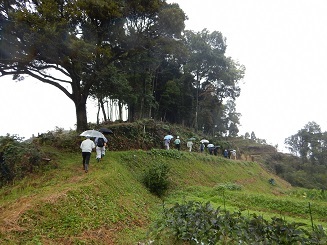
[97, 138, 105, 147]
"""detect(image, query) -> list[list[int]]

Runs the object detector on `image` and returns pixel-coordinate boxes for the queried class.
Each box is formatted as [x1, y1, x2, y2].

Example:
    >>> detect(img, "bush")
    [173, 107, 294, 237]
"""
[0, 135, 50, 186]
[151, 201, 327, 244]
[214, 182, 243, 191]
[142, 162, 170, 197]
[35, 128, 80, 152]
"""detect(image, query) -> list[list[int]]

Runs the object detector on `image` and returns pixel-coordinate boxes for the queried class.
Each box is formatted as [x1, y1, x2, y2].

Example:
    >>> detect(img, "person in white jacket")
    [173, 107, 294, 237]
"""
[80, 136, 95, 173]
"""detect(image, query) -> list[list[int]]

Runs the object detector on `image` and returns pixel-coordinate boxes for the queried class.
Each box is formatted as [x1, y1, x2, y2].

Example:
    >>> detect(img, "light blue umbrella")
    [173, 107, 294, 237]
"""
[164, 135, 174, 140]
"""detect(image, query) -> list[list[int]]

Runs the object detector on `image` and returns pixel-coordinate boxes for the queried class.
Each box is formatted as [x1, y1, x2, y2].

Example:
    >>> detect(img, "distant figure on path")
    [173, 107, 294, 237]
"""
[187, 140, 193, 152]
[223, 149, 229, 158]
[164, 138, 170, 150]
[200, 142, 205, 153]
[80, 136, 95, 173]
[230, 150, 237, 160]
[207, 143, 215, 155]
[174, 136, 181, 151]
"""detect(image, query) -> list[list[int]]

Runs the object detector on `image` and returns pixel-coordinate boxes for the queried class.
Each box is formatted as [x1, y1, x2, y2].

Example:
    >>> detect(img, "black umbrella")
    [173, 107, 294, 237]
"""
[99, 128, 113, 134]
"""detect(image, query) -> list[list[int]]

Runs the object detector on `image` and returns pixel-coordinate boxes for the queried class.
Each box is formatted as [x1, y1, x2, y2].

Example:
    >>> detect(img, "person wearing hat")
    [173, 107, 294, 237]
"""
[80, 136, 95, 173]
[174, 136, 181, 151]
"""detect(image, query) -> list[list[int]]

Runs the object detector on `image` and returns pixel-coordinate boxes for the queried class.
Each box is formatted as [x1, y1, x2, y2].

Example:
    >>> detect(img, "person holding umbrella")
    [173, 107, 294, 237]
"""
[164, 134, 173, 150]
[207, 143, 215, 155]
[200, 142, 205, 153]
[80, 136, 95, 173]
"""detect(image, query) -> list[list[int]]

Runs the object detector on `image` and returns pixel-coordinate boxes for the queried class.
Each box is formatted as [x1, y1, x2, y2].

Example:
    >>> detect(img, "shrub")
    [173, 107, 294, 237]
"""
[151, 201, 327, 244]
[35, 128, 79, 152]
[0, 135, 50, 186]
[142, 162, 170, 197]
[214, 182, 243, 191]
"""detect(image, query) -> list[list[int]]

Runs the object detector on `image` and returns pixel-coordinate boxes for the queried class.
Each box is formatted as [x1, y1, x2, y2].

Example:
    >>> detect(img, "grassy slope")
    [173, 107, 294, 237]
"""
[0, 148, 326, 244]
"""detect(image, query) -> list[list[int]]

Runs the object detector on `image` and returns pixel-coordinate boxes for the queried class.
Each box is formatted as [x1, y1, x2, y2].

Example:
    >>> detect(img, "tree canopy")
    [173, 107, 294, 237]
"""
[0, 0, 186, 131]
[285, 121, 327, 165]
[1, 0, 244, 135]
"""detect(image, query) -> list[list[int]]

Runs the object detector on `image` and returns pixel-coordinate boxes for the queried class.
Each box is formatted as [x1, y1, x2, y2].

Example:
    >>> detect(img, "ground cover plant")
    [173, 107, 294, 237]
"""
[150, 200, 327, 244]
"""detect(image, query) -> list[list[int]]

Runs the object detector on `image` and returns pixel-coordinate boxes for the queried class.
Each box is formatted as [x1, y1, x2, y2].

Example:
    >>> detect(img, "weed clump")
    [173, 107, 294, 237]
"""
[214, 182, 243, 191]
[142, 162, 170, 197]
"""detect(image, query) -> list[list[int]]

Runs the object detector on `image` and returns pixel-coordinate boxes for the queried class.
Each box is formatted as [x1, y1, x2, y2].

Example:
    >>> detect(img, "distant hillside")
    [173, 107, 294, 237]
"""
[96, 120, 324, 189]
[32, 119, 323, 189]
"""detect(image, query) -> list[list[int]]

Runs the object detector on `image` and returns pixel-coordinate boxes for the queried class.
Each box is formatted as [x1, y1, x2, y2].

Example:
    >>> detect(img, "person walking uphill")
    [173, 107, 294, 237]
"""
[80, 136, 95, 173]
[95, 136, 108, 162]
[174, 136, 181, 151]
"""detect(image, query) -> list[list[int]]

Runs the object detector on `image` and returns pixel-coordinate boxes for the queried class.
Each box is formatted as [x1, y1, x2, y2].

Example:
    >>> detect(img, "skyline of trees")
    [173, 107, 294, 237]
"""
[0, 0, 245, 136]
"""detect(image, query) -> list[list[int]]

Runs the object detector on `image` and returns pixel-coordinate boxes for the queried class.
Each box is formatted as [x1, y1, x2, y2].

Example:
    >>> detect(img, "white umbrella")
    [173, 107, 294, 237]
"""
[200, 139, 209, 143]
[207, 143, 214, 148]
[80, 130, 105, 138]
[164, 135, 174, 140]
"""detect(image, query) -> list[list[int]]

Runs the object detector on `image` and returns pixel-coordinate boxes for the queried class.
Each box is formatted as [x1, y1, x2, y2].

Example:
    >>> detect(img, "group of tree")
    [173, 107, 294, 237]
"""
[285, 121, 327, 165]
[263, 121, 327, 189]
[0, 0, 245, 136]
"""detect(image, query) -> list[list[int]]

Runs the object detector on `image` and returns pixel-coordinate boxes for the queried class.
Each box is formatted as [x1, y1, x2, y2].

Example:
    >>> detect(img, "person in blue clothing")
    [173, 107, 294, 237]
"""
[200, 142, 205, 153]
[223, 149, 229, 158]
[94, 136, 108, 162]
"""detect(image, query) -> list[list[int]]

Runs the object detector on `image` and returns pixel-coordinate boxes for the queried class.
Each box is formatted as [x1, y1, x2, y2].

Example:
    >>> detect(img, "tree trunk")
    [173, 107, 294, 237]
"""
[100, 98, 107, 122]
[97, 102, 101, 124]
[74, 98, 88, 132]
[118, 102, 123, 121]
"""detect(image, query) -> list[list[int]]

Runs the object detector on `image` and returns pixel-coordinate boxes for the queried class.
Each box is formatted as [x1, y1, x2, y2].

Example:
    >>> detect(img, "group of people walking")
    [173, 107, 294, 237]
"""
[164, 135, 237, 159]
[80, 132, 237, 173]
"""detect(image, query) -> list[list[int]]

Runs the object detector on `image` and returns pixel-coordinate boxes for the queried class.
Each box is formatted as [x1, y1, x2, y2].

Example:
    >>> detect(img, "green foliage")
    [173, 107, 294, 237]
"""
[2, 125, 327, 244]
[214, 182, 243, 191]
[152, 201, 327, 244]
[289, 189, 327, 201]
[142, 162, 171, 197]
[147, 148, 184, 159]
[0, 135, 52, 186]
[34, 128, 80, 152]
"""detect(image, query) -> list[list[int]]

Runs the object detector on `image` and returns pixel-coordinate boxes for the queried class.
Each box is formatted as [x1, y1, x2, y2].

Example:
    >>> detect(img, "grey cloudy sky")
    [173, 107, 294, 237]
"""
[1, 0, 327, 152]
[167, 0, 327, 151]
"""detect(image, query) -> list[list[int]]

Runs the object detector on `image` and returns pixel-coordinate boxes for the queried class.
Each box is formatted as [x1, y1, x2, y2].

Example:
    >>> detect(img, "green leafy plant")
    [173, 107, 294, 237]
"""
[0, 135, 51, 186]
[142, 162, 171, 197]
[147, 149, 184, 159]
[214, 182, 243, 191]
[151, 201, 327, 244]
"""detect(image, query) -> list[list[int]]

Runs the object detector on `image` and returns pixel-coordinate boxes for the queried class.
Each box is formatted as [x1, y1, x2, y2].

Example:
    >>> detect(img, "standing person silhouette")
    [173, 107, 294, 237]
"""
[94, 136, 108, 162]
[80, 136, 95, 173]
[174, 136, 181, 151]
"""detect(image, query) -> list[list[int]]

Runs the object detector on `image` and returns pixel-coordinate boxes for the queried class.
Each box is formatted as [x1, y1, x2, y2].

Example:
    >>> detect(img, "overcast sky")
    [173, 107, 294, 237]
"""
[1, 0, 327, 152]
[167, 0, 327, 151]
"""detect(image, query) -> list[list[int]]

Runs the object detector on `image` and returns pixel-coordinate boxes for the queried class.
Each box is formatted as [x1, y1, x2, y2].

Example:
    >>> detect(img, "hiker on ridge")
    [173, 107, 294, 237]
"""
[80, 136, 95, 173]
[174, 136, 181, 151]
[95, 136, 108, 162]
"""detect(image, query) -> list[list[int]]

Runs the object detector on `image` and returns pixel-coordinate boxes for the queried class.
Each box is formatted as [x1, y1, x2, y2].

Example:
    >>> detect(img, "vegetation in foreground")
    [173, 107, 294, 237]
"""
[0, 136, 327, 243]
[0, 121, 327, 244]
